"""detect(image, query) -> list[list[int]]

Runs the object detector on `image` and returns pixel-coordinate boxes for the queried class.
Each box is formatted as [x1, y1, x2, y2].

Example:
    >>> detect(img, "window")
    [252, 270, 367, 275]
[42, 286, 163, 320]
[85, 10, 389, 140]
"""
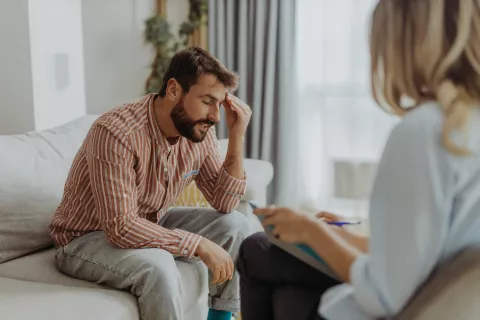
[295, 0, 400, 218]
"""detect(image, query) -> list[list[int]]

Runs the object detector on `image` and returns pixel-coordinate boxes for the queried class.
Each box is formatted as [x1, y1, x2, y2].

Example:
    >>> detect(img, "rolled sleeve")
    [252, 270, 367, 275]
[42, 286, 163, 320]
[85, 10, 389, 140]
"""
[217, 166, 247, 197]
[176, 230, 203, 258]
[195, 136, 247, 213]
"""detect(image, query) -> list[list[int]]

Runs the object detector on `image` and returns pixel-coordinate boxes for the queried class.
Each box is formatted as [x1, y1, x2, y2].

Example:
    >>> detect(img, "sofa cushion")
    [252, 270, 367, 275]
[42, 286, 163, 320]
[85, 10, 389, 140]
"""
[0, 277, 138, 320]
[0, 116, 98, 263]
[0, 248, 208, 312]
[0, 249, 103, 289]
[174, 182, 211, 208]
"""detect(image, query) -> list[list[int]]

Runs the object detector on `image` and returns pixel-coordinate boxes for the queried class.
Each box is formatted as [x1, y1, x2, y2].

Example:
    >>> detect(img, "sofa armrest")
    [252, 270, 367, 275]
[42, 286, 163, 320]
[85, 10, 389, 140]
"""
[397, 247, 480, 320]
[242, 158, 274, 207]
[216, 138, 274, 208]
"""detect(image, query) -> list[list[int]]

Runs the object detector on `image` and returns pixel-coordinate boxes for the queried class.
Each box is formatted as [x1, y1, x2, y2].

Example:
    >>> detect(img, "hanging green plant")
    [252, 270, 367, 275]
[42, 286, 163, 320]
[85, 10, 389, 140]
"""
[144, 0, 208, 94]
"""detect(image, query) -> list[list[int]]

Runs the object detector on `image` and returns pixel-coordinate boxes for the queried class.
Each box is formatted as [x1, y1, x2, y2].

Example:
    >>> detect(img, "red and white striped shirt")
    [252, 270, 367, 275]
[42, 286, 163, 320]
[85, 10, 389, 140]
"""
[50, 94, 246, 258]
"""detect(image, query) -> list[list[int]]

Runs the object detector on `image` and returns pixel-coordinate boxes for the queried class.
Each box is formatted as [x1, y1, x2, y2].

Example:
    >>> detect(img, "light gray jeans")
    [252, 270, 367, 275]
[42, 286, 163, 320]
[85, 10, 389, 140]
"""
[54, 208, 250, 320]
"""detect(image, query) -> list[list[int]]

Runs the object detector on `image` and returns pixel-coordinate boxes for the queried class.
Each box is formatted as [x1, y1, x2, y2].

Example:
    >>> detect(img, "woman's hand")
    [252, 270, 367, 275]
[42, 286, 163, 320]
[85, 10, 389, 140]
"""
[317, 211, 369, 253]
[254, 207, 323, 244]
[256, 206, 361, 282]
[315, 211, 344, 223]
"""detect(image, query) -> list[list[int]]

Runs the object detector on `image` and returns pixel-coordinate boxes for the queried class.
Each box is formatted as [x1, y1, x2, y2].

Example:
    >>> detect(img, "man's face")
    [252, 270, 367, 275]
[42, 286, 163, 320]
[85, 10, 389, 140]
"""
[171, 74, 228, 143]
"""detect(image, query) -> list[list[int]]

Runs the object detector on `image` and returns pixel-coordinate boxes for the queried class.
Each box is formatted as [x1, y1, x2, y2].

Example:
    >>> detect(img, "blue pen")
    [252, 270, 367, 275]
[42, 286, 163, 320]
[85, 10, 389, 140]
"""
[327, 221, 361, 226]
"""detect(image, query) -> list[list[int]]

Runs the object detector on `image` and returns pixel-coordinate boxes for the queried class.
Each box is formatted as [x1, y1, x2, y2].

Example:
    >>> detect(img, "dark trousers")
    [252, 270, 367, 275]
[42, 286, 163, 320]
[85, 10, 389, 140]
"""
[237, 232, 340, 320]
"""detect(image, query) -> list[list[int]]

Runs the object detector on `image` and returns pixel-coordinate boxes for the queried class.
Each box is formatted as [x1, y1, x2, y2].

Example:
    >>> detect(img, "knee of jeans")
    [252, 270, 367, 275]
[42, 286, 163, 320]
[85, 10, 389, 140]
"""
[217, 210, 251, 240]
[237, 232, 267, 275]
[138, 257, 182, 294]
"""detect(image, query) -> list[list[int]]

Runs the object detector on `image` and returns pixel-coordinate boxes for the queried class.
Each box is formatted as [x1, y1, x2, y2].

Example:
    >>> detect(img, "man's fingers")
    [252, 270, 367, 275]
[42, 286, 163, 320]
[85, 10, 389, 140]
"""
[227, 93, 251, 115]
[223, 97, 235, 112]
[228, 258, 234, 280]
[211, 267, 221, 284]
[227, 93, 244, 108]
[218, 267, 227, 284]
[231, 258, 235, 278]
[228, 99, 246, 119]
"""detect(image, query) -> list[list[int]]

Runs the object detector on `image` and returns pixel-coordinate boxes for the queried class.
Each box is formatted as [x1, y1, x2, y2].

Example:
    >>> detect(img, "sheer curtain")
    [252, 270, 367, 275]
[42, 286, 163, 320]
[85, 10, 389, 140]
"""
[295, 0, 400, 218]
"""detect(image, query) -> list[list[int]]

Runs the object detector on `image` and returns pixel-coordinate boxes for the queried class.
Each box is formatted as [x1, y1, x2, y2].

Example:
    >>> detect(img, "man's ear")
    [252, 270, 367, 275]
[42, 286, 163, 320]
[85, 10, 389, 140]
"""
[166, 79, 183, 103]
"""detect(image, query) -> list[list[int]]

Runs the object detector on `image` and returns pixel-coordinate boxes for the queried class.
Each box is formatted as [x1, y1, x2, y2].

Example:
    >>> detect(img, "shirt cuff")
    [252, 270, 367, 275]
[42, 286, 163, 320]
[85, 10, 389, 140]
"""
[351, 254, 393, 317]
[218, 166, 247, 197]
[175, 229, 203, 258]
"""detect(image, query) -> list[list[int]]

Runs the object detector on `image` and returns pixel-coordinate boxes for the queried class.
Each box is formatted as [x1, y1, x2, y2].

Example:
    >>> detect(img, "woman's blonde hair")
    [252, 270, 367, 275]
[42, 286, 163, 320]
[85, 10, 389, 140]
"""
[370, 0, 480, 155]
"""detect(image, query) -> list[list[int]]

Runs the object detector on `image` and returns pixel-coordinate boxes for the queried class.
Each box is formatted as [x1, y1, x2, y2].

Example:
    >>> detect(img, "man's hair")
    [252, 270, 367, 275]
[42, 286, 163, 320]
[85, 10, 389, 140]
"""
[159, 46, 238, 97]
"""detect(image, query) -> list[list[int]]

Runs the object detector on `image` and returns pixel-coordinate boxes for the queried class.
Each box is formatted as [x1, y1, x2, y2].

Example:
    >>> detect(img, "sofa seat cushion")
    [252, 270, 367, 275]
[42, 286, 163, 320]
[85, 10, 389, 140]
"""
[0, 248, 208, 312]
[0, 277, 138, 320]
[0, 249, 103, 289]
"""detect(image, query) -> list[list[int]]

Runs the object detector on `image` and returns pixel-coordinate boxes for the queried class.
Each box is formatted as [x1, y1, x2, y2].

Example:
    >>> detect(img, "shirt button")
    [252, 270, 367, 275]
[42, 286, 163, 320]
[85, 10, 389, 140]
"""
[183, 250, 188, 255]
[123, 193, 127, 198]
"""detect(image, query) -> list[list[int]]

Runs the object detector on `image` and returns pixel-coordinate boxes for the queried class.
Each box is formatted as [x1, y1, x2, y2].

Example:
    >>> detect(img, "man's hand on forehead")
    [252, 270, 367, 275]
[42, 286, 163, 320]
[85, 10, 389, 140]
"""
[225, 93, 250, 112]
[224, 92, 229, 106]
[223, 92, 252, 140]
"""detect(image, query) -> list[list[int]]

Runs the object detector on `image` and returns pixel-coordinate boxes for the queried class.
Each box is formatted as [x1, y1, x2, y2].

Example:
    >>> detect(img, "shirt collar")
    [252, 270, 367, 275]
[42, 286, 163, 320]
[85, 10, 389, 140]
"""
[147, 93, 173, 153]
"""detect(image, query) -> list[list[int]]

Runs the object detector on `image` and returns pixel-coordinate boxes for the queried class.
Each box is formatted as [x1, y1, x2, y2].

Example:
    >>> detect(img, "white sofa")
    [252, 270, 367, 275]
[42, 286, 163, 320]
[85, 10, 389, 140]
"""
[0, 115, 273, 320]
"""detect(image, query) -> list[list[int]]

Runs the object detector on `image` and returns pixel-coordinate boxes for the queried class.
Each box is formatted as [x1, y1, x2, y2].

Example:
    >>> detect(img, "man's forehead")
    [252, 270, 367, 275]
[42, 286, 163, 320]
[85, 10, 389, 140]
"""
[193, 74, 228, 100]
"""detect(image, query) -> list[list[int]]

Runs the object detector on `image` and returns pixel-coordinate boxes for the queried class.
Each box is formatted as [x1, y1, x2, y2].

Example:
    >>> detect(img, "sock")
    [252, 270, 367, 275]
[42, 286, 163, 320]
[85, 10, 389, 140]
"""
[207, 308, 233, 320]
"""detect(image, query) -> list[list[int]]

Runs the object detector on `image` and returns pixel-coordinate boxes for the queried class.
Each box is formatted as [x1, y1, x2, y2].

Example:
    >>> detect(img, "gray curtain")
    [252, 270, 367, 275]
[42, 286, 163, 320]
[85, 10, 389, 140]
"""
[208, 0, 300, 205]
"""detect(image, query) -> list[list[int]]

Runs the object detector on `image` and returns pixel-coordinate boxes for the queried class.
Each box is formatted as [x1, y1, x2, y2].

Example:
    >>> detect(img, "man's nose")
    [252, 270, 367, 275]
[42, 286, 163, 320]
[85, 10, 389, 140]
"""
[209, 104, 221, 123]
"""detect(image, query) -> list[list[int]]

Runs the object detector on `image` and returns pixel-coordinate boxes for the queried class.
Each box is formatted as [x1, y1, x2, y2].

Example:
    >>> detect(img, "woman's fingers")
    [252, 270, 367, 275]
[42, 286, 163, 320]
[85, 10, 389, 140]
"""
[316, 211, 343, 222]
[253, 207, 276, 217]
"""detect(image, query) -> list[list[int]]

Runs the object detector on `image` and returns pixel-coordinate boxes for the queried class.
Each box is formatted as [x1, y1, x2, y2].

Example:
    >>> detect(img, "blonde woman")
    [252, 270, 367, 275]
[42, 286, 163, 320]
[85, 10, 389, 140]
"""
[237, 0, 480, 319]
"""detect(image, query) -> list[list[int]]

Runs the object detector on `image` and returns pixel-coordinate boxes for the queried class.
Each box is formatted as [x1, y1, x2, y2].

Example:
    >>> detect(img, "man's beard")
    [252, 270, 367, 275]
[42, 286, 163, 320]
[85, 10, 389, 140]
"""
[170, 99, 215, 143]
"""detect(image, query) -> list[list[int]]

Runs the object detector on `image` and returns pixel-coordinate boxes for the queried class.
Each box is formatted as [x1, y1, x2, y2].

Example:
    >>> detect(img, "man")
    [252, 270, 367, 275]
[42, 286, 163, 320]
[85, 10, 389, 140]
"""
[50, 46, 252, 320]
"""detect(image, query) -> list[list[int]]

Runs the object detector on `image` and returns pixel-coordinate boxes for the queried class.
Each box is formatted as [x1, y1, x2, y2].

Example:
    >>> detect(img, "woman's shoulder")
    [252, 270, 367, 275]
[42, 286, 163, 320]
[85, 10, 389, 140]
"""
[393, 101, 480, 153]
[398, 101, 444, 133]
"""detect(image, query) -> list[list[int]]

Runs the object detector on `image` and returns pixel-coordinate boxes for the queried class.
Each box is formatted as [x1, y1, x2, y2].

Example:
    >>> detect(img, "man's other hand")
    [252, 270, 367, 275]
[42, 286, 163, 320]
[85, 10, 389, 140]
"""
[196, 237, 234, 284]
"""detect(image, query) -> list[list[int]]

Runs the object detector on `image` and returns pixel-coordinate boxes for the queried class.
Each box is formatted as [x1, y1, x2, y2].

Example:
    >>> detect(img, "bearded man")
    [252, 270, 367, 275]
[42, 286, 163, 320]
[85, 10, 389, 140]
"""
[50, 46, 252, 320]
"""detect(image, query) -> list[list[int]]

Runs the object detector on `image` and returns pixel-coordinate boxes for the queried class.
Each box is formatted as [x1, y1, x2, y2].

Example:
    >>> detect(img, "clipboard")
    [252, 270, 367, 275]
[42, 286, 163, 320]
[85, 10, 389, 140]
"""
[249, 202, 339, 280]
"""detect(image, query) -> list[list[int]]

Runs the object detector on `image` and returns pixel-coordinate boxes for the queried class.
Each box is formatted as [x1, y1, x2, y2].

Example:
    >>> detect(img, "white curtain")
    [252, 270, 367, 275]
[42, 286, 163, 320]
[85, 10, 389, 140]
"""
[295, 0, 400, 218]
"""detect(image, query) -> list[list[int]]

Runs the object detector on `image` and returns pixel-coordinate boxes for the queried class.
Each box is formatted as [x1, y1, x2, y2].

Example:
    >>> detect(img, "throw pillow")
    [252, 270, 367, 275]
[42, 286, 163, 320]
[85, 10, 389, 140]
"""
[173, 182, 211, 208]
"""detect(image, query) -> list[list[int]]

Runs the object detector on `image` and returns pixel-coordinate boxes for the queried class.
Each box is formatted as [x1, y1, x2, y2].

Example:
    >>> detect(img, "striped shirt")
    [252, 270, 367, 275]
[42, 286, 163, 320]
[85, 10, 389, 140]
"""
[50, 94, 246, 258]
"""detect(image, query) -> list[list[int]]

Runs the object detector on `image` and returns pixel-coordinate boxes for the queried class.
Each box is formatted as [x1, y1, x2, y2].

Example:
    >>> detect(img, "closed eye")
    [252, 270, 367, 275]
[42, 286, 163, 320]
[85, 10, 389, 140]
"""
[203, 100, 212, 105]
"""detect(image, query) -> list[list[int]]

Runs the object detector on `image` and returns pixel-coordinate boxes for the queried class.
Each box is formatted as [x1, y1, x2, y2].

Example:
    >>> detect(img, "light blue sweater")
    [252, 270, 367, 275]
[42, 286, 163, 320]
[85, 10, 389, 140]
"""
[320, 102, 480, 319]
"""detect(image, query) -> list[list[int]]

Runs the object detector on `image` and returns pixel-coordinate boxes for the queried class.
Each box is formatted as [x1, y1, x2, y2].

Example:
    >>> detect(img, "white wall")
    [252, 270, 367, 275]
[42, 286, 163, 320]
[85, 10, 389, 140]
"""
[0, 0, 86, 135]
[0, 0, 35, 135]
[0, 0, 188, 134]
[28, 0, 86, 131]
[81, 0, 188, 115]
[167, 0, 189, 36]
